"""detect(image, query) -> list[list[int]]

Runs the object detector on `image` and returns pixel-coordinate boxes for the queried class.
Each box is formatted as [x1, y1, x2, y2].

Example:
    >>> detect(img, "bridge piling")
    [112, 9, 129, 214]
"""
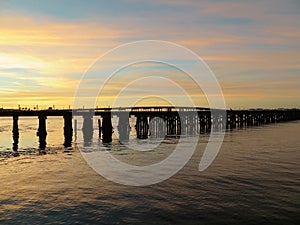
[82, 114, 93, 146]
[98, 119, 101, 139]
[117, 113, 130, 142]
[136, 115, 149, 139]
[12, 115, 19, 153]
[63, 114, 73, 147]
[150, 116, 166, 138]
[37, 115, 47, 150]
[74, 119, 78, 141]
[102, 114, 113, 143]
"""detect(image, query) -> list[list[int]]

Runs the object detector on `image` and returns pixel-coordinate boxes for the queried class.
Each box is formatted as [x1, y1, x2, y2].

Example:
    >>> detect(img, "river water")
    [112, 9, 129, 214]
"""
[0, 117, 299, 224]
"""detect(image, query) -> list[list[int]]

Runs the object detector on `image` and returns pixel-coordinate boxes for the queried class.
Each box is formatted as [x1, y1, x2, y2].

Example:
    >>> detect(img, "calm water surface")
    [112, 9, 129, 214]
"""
[0, 118, 299, 224]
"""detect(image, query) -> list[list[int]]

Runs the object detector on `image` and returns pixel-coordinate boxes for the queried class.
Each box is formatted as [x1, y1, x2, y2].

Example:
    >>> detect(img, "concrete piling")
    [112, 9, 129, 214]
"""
[37, 115, 47, 150]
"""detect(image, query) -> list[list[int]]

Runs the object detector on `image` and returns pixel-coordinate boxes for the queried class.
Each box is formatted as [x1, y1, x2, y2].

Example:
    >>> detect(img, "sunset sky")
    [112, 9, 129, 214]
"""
[0, 0, 299, 109]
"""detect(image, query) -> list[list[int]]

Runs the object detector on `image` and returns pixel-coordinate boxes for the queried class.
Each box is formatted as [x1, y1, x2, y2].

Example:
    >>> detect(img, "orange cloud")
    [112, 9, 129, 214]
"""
[0, 14, 125, 47]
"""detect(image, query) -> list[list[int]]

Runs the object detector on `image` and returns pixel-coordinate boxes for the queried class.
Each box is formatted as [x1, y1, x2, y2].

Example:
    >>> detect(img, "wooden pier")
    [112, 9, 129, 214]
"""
[0, 107, 299, 151]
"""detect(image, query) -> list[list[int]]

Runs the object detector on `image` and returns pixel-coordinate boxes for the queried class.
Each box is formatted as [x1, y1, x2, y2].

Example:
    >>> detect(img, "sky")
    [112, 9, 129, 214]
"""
[0, 0, 299, 109]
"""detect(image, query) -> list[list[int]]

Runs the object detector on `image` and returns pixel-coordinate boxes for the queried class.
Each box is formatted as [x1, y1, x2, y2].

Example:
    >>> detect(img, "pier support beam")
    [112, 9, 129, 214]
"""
[199, 115, 206, 133]
[207, 113, 212, 132]
[82, 114, 93, 146]
[102, 114, 113, 143]
[63, 114, 73, 147]
[167, 115, 176, 136]
[149, 116, 166, 138]
[98, 119, 101, 139]
[187, 114, 197, 135]
[165, 114, 181, 136]
[37, 115, 47, 150]
[117, 113, 130, 142]
[181, 115, 187, 135]
[136, 115, 149, 139]
[74, 119, 78, 141]
[12, 115, 19, 153]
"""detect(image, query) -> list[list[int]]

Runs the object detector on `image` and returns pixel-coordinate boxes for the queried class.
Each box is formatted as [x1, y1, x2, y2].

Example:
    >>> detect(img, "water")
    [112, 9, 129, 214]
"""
[0, 118, 299, 224]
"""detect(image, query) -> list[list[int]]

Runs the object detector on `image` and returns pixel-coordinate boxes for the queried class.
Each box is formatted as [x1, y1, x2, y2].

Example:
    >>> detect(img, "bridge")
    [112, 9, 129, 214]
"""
[0, 107, 300, 152]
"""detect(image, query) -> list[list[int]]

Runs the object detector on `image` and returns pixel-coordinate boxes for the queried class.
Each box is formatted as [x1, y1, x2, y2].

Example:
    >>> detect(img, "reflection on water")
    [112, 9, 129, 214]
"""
[0, 117, 77, 155]
[0, 117, 65, 156]
[0, 119, 299, 224]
